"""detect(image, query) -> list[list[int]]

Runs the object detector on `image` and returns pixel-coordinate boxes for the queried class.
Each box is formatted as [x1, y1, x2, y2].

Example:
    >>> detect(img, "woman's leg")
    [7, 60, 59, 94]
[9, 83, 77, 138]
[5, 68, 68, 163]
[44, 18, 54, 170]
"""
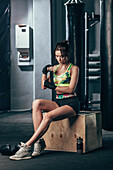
[32, 99, 59, 132]
[9, 105, 77, 160]
[26, 105, 76, 146]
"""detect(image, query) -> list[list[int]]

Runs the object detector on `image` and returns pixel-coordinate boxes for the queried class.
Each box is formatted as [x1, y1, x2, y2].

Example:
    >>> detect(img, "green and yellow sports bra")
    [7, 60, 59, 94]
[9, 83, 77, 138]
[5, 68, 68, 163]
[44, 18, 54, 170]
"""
[53, 63, 73, 87]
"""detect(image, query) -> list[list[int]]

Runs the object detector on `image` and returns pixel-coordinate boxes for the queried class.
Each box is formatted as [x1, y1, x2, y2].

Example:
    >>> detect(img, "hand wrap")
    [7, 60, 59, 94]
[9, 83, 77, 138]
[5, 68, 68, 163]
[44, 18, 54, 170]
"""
[42, 64, 52, 75]
[44, 80, 56, 90]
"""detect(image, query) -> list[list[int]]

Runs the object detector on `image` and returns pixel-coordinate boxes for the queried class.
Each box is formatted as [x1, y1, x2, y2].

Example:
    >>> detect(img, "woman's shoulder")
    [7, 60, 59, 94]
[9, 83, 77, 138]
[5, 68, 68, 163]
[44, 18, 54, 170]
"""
[71, 63, 79, 70]
[71, 64, 79, 74]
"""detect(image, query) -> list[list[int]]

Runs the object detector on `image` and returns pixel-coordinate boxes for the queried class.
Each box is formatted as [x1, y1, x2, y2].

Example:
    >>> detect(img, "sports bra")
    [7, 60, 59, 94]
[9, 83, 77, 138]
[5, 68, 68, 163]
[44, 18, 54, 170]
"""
[53, 63, 73, 86]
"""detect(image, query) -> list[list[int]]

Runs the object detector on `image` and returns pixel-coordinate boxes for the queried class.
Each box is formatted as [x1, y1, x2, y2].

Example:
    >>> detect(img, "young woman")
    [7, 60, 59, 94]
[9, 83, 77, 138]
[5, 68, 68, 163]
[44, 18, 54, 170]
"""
[10, 41, 80, 160]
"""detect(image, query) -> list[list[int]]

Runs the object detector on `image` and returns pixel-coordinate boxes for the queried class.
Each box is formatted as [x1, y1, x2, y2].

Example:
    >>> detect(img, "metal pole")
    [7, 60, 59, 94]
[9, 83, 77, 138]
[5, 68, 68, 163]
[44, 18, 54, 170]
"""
[85, 12, 89, 109]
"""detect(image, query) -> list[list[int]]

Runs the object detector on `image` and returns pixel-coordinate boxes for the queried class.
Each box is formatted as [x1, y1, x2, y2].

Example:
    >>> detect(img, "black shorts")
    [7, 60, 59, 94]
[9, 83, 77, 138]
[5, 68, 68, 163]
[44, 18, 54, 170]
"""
[55, 96, 80, 114]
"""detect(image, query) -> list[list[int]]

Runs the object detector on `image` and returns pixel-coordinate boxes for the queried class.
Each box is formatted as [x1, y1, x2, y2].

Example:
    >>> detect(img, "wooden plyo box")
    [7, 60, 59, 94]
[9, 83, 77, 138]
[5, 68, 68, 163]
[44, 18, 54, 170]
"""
[43, 111, 102, 153]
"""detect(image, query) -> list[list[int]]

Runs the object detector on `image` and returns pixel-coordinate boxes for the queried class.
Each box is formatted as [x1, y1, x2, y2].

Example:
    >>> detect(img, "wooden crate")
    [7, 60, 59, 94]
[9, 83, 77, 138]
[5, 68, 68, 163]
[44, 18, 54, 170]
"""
[43, 111, 102, 153]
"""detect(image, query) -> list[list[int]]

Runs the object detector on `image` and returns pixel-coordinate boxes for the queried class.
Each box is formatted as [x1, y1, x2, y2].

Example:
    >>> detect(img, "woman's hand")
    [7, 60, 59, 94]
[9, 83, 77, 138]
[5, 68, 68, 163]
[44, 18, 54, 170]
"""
[42, 64, 52, 75]
[47, 66, 54, 72]
[44, 79, 56, 90]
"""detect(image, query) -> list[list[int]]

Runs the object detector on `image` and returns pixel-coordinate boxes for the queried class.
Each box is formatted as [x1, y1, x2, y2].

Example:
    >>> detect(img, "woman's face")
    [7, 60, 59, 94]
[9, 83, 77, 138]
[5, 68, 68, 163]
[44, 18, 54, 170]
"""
[55, 50, 68, 64]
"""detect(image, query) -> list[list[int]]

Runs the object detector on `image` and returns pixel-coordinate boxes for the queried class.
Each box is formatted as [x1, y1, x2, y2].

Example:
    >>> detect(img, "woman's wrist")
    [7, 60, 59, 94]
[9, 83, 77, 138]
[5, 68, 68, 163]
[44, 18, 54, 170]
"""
[44, 80, 56, 90]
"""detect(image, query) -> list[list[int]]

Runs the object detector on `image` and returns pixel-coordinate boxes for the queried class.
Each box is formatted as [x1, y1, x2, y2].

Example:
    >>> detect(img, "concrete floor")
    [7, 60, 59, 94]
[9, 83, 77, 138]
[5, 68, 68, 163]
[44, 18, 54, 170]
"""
[0, 111, 113, 170]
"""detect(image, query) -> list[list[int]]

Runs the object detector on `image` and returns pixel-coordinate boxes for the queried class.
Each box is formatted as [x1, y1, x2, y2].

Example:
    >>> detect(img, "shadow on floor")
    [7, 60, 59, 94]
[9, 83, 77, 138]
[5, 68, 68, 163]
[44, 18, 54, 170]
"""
[0, 112, 113, 170]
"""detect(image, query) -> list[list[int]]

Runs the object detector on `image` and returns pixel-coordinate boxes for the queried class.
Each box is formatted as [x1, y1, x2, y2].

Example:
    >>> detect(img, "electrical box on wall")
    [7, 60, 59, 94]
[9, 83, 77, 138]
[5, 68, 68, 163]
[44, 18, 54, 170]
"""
[15, 24, 33, 66]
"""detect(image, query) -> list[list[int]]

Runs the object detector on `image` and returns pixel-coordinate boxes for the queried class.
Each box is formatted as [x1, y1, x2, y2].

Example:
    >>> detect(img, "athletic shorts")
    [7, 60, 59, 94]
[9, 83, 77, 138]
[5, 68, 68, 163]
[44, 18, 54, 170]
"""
[55, 96, 80, 114]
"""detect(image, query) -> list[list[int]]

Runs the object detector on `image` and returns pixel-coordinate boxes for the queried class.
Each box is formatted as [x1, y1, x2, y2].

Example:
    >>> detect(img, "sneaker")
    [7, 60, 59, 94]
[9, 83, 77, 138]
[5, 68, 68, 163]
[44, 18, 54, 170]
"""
[9, 142, 32, 160]
[32, 138, 46, 157]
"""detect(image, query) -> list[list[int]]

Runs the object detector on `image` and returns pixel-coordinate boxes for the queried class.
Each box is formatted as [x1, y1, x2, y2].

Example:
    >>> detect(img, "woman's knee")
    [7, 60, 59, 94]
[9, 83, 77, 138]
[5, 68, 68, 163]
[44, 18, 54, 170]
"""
[32, 99, 42, 109]
[43, 113, 52, 124]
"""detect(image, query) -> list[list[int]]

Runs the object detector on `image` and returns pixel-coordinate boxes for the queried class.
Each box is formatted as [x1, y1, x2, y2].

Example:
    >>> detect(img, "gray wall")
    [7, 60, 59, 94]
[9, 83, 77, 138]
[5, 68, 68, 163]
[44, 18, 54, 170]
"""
[33, 0, 51, 100]
[11, 0, 51, 110]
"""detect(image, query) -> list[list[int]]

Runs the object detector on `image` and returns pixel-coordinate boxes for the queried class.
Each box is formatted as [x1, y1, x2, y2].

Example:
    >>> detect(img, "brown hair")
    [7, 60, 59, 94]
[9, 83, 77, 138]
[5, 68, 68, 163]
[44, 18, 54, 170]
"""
[54, 40, 71, 62]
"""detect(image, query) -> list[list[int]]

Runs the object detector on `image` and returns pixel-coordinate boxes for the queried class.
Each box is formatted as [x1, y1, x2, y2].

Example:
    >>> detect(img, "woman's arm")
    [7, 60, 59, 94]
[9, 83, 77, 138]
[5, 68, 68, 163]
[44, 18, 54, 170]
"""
[41, 74, 51, 90]
[55, 66, 79, 94]
[41, 65, 56, 90]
